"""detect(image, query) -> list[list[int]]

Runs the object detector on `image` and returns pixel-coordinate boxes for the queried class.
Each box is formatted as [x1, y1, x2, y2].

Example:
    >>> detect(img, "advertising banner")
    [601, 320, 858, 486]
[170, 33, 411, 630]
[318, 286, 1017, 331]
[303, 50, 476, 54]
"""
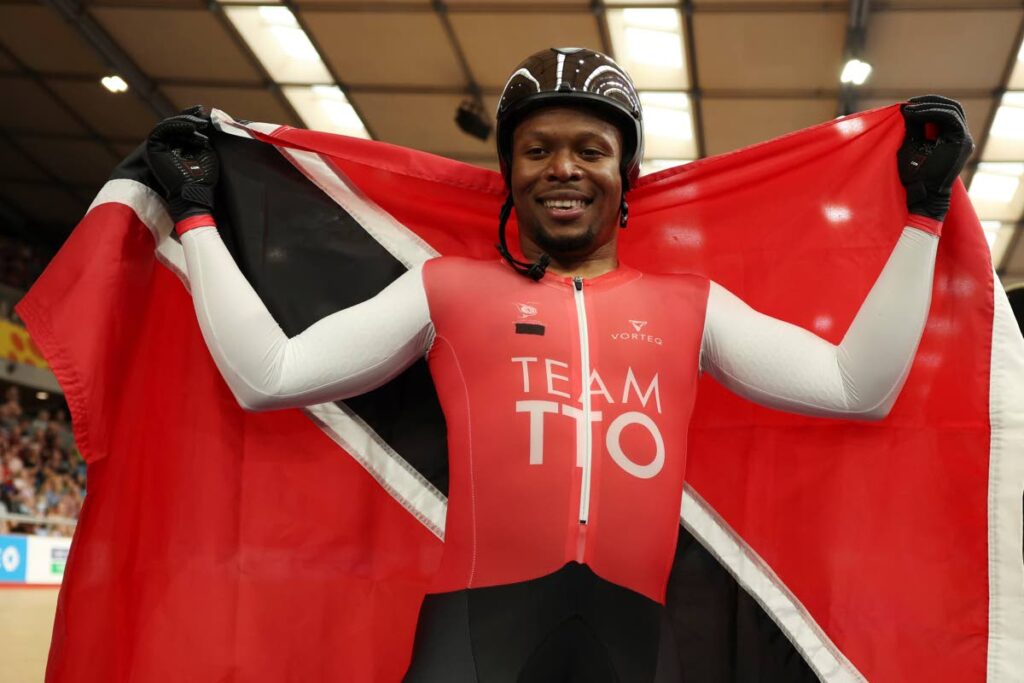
[26, 536, 71, 584]
[0, 534, 71, 585]
[0, 534, 28, 583]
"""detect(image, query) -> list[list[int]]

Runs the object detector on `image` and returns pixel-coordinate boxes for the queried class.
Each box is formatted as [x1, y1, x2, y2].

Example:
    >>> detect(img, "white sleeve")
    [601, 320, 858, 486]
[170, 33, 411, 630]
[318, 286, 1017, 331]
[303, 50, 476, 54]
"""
[181, 225, 434, 411]
[699, 226, 939, 420]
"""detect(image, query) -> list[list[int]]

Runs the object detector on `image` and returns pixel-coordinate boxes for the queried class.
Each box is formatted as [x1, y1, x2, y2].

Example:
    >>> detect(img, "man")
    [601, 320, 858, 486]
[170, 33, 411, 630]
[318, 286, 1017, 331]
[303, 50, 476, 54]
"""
[146, 48, 972, 682]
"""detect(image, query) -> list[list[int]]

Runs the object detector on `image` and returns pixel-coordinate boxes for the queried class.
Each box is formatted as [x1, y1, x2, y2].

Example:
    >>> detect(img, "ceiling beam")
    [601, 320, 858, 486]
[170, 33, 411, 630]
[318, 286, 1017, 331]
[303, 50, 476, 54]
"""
[41, 0, 177, 119]
[0, 42, 124, 163]
[591, 1, 614, 59]
[285, 0, 379, 139]
[3, 70, 1002, 102]
[206, 2, 305, 129]
[0, 130, 95, 207]
[434, 0, 487, 114]
[75, 0, 1024, 11]
[681, 0, 706, 159]
[837, 0, 871, 117]
[997, 220, 1024, 278]
[972, 14, 1024, 274]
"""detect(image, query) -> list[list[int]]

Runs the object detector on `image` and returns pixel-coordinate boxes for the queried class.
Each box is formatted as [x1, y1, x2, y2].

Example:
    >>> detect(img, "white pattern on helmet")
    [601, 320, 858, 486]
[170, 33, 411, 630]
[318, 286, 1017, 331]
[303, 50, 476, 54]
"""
[583, 65, 626, 90]
[555, 52, 565, 90]
[497, 68, 540, 100]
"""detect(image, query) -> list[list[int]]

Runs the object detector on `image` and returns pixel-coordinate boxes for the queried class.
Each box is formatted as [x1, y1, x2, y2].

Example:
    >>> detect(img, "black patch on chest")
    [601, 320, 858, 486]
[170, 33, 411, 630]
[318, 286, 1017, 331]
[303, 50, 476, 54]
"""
[515, 323, 545, 336]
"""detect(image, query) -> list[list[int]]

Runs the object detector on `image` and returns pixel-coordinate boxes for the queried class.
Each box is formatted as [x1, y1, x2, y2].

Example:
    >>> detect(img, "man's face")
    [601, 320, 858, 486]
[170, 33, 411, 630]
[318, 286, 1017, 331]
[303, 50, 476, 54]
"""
[510, 106, 623, 259]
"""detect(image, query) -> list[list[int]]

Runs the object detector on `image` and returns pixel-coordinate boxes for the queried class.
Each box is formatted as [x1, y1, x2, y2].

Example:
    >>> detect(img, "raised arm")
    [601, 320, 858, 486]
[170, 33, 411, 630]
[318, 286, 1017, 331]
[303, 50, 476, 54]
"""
[701, 223, 936, 419]
[146, 109, 433, 411]
[700, 95, 974, 420]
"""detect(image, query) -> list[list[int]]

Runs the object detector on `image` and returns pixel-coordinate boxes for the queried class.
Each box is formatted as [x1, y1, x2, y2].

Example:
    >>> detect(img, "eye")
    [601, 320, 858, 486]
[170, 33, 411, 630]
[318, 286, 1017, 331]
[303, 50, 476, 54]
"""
[580, 148, 605, 160]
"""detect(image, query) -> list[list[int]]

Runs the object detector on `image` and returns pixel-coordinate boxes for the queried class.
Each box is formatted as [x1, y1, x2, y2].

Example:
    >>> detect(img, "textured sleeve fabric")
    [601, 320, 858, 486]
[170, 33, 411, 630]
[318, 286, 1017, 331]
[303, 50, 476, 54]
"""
[700, 226, 939, 419]
[181, 224, 434, 411]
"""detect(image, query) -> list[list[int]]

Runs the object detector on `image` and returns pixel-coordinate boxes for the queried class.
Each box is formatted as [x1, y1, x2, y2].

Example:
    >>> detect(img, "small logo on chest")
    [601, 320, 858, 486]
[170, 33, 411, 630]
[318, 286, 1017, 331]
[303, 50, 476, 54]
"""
[515, 302, 545, 335]
[612, 320, 663, 345]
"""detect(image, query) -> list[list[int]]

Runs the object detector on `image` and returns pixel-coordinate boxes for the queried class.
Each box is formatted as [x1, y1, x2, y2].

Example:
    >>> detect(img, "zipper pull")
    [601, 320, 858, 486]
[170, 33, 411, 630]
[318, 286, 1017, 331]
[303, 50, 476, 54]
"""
[573, 276, 583, 291]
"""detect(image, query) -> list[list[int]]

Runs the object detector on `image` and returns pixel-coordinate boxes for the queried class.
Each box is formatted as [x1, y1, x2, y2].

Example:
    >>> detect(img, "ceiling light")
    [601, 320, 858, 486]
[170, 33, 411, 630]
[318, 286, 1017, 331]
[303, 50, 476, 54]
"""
[621, 8, 682, 69]
[623, 8, 679, 29]
[640, 92, 693, 140]
[840, 59, 872, 86]
[969, 170, 1021, 204]
[257, 5, 296, 26]
[282, 85, 370, 139]
[101, 75, 128, 93]
[606, 7, 688, 90]
[269, 25, 319, 61]
[625, 27, 683, 69]
[979, 220, 1001, 249]
[35, 391, 48, 400]
[990, 93, 1024, 140]
[641, 159, 691, 175]
[223, 6, 331, 84]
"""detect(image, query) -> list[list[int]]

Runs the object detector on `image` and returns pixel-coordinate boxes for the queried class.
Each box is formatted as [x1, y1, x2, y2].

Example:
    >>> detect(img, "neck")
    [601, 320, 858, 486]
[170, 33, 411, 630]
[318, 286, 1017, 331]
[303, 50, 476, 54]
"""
[520, 232, 619, 279]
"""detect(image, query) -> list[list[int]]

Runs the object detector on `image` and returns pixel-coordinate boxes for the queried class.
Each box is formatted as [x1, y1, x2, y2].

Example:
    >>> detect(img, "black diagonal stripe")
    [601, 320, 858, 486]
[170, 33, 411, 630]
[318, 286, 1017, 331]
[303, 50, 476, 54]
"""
[209, 132, 449, 496]
[666, 526, 819, 681]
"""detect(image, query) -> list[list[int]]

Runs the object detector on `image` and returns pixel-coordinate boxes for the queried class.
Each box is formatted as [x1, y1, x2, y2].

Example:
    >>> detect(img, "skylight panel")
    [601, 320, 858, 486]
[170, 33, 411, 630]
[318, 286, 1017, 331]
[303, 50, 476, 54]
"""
[640, 92, 697, 159]
[968, 162, 1024, 221]
[641, 159, 692, 175]
[607, 7, 688, 90]
[282, 85, 370, 139]
[223, 5, 332, 85]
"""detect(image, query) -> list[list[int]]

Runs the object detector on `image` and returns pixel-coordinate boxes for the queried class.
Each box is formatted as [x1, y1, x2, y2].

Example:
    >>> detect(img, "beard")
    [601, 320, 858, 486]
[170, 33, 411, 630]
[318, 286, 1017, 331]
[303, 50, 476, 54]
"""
[529, 220, 599, 256]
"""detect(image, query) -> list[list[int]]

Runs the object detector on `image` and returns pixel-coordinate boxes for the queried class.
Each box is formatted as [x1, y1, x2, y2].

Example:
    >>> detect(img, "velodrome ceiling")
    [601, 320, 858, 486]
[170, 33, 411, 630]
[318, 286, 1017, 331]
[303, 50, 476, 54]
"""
[2, 0, 1024, 286]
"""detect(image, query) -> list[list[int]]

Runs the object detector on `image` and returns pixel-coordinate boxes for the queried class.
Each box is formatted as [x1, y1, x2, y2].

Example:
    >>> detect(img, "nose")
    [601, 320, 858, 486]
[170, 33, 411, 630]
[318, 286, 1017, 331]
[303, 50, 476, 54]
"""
[545, 148, 582, 182]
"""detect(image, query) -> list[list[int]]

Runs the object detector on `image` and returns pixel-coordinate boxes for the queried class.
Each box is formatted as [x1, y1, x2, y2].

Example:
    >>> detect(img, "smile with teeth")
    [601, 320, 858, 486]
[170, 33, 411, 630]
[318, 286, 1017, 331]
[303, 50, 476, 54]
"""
[542, 199, 589, 209]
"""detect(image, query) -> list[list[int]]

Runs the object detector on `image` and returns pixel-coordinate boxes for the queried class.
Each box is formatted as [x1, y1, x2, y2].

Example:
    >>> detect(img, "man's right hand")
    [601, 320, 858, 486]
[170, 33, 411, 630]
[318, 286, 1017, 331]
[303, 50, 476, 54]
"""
[145, 106, 219, 224]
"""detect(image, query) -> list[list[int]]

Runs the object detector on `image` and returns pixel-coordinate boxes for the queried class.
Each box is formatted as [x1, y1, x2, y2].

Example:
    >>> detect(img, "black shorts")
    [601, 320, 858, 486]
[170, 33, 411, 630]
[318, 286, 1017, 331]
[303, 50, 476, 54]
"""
[403, 562, 682, 682]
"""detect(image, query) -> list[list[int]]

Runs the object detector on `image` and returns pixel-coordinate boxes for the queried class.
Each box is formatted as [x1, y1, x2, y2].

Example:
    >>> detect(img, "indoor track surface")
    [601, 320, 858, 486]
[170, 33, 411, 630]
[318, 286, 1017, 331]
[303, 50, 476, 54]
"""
[0, 587, 57, 682]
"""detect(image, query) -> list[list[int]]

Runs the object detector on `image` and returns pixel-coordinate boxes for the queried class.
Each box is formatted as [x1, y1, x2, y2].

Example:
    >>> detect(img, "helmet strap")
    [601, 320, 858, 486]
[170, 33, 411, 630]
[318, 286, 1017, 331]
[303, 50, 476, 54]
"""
[619, 196, 629, 229]
[496, 194, 551, 281]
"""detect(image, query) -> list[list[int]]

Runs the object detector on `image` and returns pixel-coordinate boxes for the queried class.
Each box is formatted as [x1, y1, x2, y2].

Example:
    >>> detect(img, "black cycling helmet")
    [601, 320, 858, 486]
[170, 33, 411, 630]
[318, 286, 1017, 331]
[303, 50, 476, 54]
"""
[495, 47, 644, 280]
[496, 47, 644, 190]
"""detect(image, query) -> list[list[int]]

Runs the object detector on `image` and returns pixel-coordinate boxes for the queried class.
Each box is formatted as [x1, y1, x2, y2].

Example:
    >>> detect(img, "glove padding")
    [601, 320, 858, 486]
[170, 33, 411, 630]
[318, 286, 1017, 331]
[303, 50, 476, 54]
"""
[898, 95, 974, 222]
[145, 105, 219, 223]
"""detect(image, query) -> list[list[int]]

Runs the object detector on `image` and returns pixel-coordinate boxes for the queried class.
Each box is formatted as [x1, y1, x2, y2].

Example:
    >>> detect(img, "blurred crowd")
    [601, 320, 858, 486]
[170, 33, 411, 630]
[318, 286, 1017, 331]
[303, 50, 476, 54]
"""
[0, 386, 83, 535]
[0, 235, 49, 293]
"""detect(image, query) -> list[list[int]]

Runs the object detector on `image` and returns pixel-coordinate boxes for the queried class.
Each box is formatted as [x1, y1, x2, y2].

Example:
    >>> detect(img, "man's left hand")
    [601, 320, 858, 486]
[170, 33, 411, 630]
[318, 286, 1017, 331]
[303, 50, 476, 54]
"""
[898, 95, 975, 223]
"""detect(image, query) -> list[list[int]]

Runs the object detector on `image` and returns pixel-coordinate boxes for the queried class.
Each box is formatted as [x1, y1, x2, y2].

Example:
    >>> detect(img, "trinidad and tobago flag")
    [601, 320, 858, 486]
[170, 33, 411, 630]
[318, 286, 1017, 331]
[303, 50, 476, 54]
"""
[16, 105, 1024, 682]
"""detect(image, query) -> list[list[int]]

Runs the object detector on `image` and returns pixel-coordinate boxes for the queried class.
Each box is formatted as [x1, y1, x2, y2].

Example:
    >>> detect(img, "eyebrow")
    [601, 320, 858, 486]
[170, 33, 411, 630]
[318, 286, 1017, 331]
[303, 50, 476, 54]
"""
[517, 129, 618, 147]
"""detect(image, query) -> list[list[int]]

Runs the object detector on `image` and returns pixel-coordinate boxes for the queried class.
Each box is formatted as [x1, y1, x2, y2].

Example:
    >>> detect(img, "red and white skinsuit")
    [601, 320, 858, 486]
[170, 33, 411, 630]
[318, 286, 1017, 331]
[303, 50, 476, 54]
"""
[177, 215, 940, 604]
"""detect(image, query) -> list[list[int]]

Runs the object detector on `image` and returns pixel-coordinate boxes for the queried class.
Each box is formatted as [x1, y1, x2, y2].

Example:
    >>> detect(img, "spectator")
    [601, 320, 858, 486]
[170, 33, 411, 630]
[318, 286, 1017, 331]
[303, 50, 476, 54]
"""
[0, 385, 84, 536]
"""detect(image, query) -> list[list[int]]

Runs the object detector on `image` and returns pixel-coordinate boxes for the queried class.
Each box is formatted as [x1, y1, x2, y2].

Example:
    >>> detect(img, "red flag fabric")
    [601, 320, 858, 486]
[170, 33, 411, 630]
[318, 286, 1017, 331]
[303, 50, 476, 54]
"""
[17, 104, 1024, 682]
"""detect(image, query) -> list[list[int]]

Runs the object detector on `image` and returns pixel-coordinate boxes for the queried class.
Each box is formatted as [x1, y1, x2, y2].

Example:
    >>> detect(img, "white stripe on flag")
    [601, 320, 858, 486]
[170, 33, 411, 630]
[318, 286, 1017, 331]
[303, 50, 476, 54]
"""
[305, 402, 447, 539]
[987, 278, 1024, 681]
[89, 179, 188, 287]
[86, 178, 448, 538]
[681, 483, 867, 683]
[211, 109, 281, 139]
[276, 146, 440, 269]
[211, 110, 439, 269]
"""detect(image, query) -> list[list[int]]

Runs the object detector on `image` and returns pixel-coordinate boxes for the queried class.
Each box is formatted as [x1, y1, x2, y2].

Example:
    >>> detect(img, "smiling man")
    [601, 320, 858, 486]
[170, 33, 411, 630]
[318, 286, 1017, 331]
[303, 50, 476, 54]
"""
[145, 48, 972, 682]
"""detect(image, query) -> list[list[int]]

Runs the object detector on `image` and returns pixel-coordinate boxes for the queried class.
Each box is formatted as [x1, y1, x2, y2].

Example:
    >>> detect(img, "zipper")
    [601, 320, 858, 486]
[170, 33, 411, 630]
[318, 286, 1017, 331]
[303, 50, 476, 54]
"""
[572, 276, 593, 525]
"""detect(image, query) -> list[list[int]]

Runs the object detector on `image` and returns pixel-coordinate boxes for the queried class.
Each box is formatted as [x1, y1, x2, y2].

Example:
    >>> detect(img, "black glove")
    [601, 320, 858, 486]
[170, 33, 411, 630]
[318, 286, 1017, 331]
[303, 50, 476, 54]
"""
[145, 105, 219, 223]
[898, 95, 974, 222]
